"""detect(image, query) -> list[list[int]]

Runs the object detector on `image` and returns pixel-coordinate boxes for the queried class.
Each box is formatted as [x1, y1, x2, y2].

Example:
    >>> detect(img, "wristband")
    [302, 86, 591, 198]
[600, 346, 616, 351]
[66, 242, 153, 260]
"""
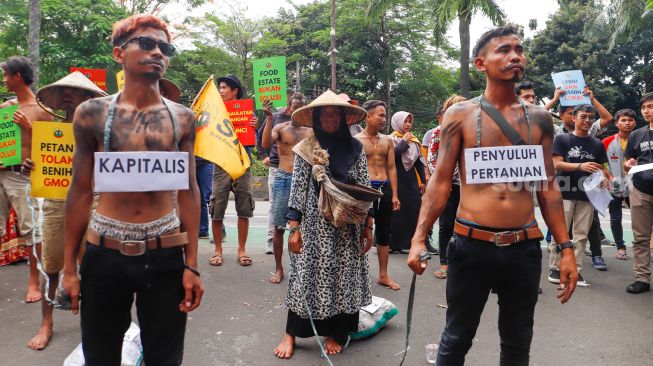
[556, 241, 574, 254]
[183, 264, 200, 277]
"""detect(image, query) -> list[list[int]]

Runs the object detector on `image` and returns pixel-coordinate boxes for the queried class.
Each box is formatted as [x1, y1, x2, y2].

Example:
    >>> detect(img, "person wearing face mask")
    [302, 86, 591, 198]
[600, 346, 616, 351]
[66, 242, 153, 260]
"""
[274, 90, 373, 360]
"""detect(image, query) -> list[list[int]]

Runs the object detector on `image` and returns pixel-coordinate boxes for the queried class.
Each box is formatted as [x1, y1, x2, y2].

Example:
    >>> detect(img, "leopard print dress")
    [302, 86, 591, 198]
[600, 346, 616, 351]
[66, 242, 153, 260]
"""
[285, 147, 372, 320]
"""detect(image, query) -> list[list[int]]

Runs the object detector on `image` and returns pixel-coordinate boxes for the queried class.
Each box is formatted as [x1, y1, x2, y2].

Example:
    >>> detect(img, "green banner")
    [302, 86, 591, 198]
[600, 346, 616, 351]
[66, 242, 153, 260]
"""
[252, 56, 287, 109]
[0, 104, 22, 167]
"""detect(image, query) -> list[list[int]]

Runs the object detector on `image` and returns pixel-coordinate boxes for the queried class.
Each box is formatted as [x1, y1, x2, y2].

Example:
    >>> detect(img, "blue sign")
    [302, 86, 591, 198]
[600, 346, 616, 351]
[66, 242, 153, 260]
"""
[551, 70, 592, 106]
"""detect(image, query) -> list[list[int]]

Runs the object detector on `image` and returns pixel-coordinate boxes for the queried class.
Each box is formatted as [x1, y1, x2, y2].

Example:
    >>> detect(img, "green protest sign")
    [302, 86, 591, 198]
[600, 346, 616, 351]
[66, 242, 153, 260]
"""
[252, 56, 287, 109]
[0, 104, 22, 167]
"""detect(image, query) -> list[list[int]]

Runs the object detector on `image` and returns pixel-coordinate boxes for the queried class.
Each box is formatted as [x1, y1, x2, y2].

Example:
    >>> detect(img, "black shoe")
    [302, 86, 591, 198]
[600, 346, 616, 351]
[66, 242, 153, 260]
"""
[547, 269, 560, 284]
[199, 232, 210, 239]
[626, 281, 650, 294]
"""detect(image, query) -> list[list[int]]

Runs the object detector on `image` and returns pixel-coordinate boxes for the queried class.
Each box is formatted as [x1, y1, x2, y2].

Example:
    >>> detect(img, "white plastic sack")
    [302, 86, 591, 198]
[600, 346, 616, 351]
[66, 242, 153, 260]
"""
[64, 322, 143, 366]
[350, 296, 399, 340]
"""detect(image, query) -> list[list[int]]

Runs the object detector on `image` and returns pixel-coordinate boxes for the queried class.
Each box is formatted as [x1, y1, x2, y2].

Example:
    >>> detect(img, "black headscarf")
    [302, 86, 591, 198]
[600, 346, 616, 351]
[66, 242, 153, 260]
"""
[312, 106, 362, 184]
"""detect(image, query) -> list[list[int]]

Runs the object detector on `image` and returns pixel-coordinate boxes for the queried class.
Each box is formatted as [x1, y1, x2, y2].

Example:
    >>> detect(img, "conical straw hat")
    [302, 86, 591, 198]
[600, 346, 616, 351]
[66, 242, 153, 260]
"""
[291, 90, 367, 127]
[36, 71, 107, 111]
[160, 79, 182, 103]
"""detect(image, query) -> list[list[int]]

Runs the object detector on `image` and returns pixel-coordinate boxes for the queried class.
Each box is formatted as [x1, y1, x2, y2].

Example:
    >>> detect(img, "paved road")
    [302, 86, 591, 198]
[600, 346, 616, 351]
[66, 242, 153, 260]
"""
[1, 202, 651, 366]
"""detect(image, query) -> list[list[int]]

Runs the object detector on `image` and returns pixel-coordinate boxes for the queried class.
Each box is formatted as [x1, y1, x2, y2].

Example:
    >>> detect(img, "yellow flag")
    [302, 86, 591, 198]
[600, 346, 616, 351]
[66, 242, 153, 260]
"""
[30, 121, 75, 199]
[116, 70, 125, 91]
[191, 76, 251, 180]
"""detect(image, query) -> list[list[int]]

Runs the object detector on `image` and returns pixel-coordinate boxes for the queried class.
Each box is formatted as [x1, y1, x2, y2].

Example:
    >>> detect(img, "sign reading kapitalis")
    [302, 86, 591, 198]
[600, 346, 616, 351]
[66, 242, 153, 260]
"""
[94, 151, 189, 192]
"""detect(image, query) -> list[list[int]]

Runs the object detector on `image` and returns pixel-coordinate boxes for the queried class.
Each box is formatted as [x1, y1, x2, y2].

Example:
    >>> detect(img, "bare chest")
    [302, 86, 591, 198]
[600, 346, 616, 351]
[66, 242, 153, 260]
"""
[105, 107, 177, 152]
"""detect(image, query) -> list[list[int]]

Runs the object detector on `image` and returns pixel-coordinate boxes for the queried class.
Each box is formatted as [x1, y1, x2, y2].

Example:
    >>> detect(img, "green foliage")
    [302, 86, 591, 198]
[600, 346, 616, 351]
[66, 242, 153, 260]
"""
[526, 1, 653, 129]
[0, 0, 128, 89]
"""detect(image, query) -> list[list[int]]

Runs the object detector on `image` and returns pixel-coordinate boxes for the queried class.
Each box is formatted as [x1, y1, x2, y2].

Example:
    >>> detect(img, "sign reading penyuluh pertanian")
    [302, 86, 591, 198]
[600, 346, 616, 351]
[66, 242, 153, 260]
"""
[30, 121, 74, 199]
[464, 145, 547, 184]
[94, 151, 189, 192]
[0, 104, 21, 167]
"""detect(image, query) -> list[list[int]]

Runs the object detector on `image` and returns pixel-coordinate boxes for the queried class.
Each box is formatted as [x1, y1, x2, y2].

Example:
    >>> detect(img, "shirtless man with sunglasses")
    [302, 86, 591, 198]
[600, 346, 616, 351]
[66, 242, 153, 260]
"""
[62, 15, 202, 365]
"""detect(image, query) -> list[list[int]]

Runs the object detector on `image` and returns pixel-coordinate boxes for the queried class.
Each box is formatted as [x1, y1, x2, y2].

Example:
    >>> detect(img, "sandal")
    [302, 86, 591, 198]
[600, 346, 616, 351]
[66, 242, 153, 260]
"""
[615, 250, 628, 260]
[238, 255, 253, 266]
[209, 254, 223, 266]
[434, 267, 448, 279]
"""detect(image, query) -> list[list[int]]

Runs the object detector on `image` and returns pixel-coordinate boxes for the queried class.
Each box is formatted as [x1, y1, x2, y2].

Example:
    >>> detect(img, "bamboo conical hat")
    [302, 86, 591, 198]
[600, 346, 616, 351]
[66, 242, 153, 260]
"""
[291, 90, 367, 127]
[36, 71, 107, 111]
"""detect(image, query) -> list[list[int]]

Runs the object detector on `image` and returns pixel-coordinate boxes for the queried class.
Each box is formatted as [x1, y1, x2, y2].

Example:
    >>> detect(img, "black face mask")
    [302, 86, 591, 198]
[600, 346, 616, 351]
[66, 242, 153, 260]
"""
[312, 107, 362, 184]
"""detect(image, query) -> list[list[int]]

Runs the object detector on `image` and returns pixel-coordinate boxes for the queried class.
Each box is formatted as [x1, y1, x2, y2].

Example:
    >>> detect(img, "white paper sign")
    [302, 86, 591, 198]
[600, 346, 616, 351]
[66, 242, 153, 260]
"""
[627, 163, 653, 176]
[94, 151, 189, 192]
[464, 145, 547, 184]
[583, 171, 613, 216]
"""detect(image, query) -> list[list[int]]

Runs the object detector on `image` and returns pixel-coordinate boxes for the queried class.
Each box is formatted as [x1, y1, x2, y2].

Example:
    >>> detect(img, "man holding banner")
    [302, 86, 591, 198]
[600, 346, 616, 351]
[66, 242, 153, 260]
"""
[22, 71, 107, 350]
[0, 56, 53, 304]
[207, 74, 257, 267]
[61, 15, 203, 365]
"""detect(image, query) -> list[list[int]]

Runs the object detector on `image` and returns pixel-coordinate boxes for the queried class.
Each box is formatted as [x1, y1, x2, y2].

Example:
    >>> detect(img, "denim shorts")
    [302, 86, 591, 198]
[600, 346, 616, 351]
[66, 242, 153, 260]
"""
[272, 170, 293, 228]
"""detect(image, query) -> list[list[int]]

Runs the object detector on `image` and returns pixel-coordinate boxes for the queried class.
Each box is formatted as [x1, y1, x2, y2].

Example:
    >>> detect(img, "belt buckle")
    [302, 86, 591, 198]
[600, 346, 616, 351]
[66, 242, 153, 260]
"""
[119, 240, 146, 256]
[493, 231, 515, 247]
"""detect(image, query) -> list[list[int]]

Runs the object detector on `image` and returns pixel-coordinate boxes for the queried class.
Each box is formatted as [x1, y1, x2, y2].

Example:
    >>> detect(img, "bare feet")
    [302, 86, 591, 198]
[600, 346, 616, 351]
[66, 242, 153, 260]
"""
[377, 275, 400, 290]
[274, 334, 294, 359]
[27, 324, 52, 350]
[324, 337, 342, 355]
[270, 270, 284, 284]
[25, 284, 41, 303]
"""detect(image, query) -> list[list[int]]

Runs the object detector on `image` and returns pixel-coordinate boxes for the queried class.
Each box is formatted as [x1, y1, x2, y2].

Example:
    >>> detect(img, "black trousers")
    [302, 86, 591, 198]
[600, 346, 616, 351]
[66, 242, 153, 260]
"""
[80, 243, 187, 366]
[588, 209, 604, 256]
[438, 184, 461, 265]
[437, 235, 541, 366]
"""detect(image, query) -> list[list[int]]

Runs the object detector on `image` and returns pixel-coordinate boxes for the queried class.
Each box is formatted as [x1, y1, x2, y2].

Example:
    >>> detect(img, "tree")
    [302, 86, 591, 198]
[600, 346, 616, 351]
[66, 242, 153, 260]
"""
[192, 6, 263, 89]
[116, 0, 205, 15]
[28, 0, 40, 88]
[429, 0, 505, 98]
[527, 1, 652, 127]
[587, 0, 650, 49]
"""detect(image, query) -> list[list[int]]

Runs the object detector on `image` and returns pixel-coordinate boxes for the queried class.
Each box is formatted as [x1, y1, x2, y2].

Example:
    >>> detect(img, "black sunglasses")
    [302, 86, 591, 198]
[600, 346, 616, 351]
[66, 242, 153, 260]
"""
[120, 36, 176, 57]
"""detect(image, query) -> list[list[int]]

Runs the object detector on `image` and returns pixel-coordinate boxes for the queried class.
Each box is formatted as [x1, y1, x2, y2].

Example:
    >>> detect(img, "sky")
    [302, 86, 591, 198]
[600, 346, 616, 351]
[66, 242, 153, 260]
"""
[165, 0, 560, 48]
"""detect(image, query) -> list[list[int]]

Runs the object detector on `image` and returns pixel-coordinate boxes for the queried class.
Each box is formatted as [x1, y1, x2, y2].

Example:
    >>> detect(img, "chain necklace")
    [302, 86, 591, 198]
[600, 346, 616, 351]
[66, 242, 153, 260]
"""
[364, 130, 380, 151]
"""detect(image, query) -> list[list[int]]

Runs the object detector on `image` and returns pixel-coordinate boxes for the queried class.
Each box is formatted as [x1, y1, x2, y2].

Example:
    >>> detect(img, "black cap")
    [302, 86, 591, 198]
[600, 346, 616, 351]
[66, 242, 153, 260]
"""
[216, 74, 243, 99]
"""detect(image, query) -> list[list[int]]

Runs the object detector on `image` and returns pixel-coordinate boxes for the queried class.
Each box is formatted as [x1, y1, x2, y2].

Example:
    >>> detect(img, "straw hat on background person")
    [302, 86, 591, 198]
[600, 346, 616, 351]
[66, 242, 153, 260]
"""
[36, 71, 107, 112]
[159, 78, 182, 103]
[291, 90, 367, 127]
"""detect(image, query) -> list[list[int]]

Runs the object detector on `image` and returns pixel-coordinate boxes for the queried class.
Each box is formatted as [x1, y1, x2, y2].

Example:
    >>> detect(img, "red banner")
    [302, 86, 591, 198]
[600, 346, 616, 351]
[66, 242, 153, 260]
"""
[224, 99, 256, 146]
[70, 67, 107, 91]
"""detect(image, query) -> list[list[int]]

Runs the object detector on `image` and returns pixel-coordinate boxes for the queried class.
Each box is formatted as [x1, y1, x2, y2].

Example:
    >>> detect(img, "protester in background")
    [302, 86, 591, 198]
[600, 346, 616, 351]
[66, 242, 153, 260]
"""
[274, 91, 372, 359]
[260, 95, 311, 283]
[389, 111, 426, 253]
[623, 92, 653, 294]
[426, 95, 467, 279]
[209, 74, 258, 267]
[421, 108, 442, 177]
[550, 104, 610, 287]
[355, 100, 401, 290]
[603, 109, 637, 260]
[62, 15, 203, 364]
[21, 71, 107, 350]
[0, 56, 53, 303]
[257, 93, 306, 255]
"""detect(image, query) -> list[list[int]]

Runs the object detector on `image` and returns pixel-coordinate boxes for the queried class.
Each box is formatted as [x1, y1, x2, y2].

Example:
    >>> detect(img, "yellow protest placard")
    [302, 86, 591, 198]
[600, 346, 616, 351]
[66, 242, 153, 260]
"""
[30, 121, 74, 199]
[191, 76, 250, 180]
[116, 70, 125, 91]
